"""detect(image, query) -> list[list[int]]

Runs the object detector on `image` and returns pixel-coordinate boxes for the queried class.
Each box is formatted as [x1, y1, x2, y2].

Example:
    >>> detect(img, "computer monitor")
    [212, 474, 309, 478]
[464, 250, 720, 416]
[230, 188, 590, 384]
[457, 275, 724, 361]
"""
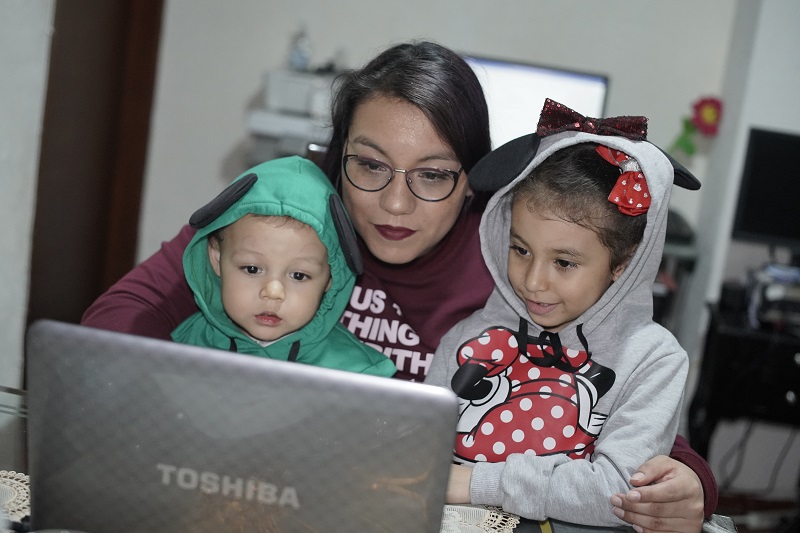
[463, 55, 609, 148]
[732, 127, 800, 265]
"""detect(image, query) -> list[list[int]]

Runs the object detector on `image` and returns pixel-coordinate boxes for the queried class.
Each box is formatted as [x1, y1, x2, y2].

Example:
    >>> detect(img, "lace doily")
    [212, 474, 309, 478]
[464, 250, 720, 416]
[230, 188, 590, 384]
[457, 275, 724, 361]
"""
[441, 504, 521, 533]
[0, 471, 30, 522]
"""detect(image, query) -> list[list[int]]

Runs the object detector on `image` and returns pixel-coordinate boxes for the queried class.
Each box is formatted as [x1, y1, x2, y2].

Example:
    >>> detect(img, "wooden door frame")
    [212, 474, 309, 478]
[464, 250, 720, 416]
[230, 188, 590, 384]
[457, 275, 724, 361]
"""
[27, 0, 164, 326]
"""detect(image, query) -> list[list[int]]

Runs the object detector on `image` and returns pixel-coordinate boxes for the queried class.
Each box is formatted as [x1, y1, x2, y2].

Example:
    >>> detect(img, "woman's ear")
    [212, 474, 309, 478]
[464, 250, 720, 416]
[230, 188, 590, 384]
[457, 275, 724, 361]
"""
[207, 238, 222, 277]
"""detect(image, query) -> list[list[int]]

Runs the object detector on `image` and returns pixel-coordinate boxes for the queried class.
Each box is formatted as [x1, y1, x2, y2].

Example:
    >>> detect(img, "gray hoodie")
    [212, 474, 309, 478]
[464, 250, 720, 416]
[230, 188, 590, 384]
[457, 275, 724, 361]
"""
[426, 131, 689, 526]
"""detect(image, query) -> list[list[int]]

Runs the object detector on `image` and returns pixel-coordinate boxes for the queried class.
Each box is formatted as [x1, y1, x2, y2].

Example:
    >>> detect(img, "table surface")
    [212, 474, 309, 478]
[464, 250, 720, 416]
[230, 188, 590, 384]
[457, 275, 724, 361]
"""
[1, 470, 29, 531]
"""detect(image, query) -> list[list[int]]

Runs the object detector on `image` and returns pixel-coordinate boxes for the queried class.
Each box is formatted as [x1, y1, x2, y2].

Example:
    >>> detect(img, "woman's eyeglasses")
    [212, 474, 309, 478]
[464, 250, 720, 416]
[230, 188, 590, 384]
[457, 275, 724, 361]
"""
[342, 154, 462, 202]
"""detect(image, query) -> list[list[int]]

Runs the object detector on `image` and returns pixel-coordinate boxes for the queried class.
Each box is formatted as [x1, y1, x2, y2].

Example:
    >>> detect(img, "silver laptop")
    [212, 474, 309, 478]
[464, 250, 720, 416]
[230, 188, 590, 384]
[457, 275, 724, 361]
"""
[25, 320, 457, 532]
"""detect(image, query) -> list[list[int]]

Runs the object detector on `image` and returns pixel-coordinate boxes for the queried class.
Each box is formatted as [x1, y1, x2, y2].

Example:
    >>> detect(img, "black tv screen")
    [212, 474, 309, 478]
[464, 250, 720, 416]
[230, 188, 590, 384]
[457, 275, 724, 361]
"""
[732, 128, 800, 259]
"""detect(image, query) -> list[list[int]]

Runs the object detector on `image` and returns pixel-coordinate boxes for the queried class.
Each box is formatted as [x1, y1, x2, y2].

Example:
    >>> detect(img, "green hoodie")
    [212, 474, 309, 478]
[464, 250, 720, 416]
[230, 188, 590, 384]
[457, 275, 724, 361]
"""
[171, 156, 396, 378]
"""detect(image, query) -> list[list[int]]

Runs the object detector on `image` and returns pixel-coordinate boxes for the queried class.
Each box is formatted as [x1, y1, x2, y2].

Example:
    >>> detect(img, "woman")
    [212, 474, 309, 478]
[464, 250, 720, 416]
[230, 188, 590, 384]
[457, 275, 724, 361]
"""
[82, 41, 713, 532]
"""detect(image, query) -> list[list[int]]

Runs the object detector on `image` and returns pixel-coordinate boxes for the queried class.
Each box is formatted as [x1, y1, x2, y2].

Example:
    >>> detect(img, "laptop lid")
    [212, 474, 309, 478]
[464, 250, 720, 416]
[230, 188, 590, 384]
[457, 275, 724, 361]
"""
[25, 320, 457, 532]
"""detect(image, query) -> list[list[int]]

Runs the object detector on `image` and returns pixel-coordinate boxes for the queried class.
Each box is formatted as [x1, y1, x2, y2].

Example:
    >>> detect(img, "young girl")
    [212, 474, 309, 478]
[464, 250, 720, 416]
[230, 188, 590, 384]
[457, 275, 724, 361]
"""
[427, 99, 693, 527]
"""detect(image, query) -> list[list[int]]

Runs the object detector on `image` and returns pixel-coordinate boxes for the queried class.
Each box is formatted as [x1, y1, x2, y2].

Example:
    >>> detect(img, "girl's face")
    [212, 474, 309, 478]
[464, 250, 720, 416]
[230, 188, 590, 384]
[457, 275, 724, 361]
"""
[507, 199, 626, 332]
[341, 95, 472, 265]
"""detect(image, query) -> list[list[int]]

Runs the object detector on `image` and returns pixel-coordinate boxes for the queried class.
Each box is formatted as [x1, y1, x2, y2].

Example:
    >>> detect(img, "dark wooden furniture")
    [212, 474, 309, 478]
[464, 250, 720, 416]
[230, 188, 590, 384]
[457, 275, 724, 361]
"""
[688, 304, 800, 459]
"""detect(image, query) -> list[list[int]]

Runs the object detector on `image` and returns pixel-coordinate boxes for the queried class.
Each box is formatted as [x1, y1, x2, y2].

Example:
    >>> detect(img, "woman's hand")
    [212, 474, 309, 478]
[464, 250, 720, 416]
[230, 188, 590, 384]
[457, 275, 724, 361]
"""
[446, 464, 473, 504]
[610, 455, 704, 533]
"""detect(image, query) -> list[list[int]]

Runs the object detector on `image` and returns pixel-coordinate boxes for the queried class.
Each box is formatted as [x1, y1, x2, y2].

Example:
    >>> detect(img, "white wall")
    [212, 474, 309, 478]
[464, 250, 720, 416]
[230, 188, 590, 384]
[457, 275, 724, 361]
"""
[0, 0, 54, 470]
[137, 0, 737, 262]
[681, 0, 800, 333]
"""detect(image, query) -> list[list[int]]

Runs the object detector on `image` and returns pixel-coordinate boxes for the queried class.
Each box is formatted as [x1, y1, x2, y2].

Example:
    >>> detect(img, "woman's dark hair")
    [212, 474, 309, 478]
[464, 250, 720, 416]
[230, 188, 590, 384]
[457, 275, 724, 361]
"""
[322, 41, 492, 208]
[512, 142, 647, 272]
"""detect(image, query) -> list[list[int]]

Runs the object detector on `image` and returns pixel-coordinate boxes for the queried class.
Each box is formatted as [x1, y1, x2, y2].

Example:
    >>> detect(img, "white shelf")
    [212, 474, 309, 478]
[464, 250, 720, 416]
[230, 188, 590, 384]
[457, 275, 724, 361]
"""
[246, 109, 330, 143]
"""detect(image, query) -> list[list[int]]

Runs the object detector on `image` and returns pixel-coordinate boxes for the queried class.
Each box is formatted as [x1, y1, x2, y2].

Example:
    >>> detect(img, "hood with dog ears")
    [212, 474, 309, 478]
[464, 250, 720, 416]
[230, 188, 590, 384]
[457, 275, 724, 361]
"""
[476, 129, 697, 350]
[175, 156, 370, 361]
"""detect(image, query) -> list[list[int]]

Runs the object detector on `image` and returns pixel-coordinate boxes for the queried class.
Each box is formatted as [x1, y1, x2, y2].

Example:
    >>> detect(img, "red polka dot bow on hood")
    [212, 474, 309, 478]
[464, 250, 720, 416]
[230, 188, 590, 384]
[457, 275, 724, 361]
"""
[596, 145, 651, 216]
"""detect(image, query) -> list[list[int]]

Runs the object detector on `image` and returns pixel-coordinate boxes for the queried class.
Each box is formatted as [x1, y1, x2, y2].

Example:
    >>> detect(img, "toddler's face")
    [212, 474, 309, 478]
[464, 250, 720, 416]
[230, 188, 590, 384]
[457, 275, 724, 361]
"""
[507, 200, 624, 332]
[208, 215, 332, 342]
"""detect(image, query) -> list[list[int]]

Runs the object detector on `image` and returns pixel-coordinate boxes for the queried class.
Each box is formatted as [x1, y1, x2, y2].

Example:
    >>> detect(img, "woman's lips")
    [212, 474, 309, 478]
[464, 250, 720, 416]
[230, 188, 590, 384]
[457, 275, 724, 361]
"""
[375, 224, 416, 241]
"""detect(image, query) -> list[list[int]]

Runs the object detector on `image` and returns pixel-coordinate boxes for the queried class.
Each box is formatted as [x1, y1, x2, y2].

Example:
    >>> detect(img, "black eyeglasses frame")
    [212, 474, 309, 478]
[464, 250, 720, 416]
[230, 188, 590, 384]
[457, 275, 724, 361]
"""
[341, 154, 462, 202]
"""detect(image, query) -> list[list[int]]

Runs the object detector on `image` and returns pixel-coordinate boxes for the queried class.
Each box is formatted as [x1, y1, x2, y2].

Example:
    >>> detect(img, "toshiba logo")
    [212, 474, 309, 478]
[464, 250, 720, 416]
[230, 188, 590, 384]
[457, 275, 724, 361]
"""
[156, 463, 300, 509]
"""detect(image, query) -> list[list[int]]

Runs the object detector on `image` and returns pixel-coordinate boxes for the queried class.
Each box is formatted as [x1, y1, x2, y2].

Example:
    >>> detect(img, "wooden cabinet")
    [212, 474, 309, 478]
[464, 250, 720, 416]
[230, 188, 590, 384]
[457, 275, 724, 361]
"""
[688, 305, 800, 458]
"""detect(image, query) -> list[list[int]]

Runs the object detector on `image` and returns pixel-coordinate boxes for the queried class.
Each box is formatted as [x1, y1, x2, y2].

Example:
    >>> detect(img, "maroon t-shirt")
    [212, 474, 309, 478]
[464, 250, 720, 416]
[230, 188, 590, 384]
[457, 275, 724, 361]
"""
[341, 210, 492, 381]
[80, 211, 717, 517]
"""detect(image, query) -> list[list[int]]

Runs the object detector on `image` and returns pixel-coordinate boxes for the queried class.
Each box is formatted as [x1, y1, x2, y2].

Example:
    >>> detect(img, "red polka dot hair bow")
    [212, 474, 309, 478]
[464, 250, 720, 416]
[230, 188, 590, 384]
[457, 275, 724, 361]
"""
[536, 98, 648, 140]
[596, 145, 650, 216]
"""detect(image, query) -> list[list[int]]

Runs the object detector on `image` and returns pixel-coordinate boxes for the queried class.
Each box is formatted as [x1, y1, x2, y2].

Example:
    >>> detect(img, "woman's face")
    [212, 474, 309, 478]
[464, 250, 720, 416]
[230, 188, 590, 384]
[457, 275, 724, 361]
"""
[341, 95, 472, 265]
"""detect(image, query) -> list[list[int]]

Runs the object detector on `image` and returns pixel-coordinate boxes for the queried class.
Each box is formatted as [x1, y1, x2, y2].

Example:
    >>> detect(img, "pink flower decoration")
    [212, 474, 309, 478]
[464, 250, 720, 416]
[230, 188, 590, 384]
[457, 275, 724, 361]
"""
[691, 97, 723, 136]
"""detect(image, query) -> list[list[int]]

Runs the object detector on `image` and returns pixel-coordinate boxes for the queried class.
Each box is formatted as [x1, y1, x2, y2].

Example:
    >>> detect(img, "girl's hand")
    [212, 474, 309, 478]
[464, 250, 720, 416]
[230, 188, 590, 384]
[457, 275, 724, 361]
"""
[446, 464, 473, 504]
